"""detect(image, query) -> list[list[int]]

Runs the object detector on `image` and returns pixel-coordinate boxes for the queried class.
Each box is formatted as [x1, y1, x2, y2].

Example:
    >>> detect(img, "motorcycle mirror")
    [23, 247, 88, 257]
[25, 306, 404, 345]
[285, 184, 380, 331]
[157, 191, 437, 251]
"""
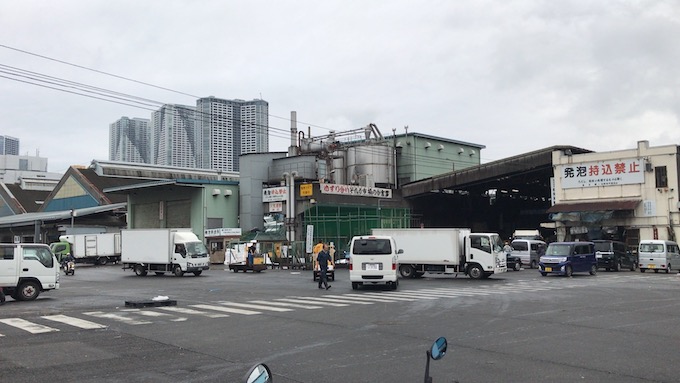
[245, 363, 272, 383]
[430, 337, 447, 360]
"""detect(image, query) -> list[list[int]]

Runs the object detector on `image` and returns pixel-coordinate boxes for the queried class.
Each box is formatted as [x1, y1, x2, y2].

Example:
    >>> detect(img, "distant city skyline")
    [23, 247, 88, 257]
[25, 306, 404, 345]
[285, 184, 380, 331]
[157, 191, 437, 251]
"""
[111, 97, 269, 172]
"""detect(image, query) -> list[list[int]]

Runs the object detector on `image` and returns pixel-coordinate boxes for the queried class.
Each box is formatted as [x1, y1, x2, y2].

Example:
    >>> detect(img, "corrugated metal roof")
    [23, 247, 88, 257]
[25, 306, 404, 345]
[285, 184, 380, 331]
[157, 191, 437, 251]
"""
[546, 199, 640, 213]
[0, 202, 127, 228]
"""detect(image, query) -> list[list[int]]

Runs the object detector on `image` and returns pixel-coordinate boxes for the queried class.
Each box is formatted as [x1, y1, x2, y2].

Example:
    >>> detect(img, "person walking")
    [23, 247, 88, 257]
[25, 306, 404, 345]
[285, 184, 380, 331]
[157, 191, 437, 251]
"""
[316, 243, 332, 290]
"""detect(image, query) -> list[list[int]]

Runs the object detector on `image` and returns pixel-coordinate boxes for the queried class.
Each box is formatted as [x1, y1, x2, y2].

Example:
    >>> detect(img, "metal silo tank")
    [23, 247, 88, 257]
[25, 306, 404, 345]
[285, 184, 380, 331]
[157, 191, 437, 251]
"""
[346, 145, 394, 187]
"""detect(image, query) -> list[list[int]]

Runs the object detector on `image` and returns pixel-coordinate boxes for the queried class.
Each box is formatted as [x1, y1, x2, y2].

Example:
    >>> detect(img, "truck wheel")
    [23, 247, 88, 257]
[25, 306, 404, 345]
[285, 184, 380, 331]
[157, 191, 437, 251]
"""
[614, 261, 621, 272]
[173, 265, 184, 277]
[589, 265, 597, 275]
[640, 268, 646, 273]
[134, 265, 147, 277]
[399, 265, 415, 278]
[352, 282, 359, 290]
[467, 264, 484, 280]
[513, 262, 521, 271]
[17, 281, 40, 301]
[540, 272, 547, 277]
[193, 270, 202, 276]
[565, 265, 573, 277]
[97, 257, 108, 266]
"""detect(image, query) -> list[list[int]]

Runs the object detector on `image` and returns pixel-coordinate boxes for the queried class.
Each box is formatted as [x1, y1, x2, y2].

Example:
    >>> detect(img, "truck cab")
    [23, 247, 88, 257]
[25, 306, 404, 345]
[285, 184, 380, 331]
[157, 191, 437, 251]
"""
[0, 243, 60, 301]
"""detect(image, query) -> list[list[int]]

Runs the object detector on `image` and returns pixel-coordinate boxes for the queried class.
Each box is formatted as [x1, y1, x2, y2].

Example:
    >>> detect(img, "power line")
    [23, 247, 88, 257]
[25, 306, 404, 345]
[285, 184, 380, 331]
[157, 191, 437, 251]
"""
[1, 45, 506, 170]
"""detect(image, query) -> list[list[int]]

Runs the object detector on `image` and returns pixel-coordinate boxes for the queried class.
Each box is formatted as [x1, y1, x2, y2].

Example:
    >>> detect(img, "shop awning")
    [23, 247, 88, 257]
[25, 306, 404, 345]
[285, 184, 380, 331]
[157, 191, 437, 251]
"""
[546, 199, 641, 213]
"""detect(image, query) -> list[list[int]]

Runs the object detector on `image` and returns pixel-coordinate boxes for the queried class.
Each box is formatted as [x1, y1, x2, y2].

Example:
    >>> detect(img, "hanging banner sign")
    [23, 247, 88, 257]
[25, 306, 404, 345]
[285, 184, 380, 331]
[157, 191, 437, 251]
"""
[319, 183, 392, 198]
[559, 158, 644, 189]
[269, 201, 283, 212]
[262, 186, 288, 202]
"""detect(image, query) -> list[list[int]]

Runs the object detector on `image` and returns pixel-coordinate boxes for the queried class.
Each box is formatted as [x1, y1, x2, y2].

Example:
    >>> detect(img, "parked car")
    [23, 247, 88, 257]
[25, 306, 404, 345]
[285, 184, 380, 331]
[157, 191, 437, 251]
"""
[638, 240, 680, 273]
[510, 239, 546, 269]
[593, 240, 636, 271]
[505, 253, 522, 271]
[539, 241, 597, 277]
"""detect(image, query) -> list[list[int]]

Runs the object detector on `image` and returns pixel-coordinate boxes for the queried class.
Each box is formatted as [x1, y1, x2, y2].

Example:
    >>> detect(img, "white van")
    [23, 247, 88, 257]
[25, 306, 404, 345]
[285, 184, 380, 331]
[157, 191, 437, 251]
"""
[0, 243, 60, 301]
[638, 240, 680, 273]
[510, 239, 547, 269]
[349, 235, 401, 290]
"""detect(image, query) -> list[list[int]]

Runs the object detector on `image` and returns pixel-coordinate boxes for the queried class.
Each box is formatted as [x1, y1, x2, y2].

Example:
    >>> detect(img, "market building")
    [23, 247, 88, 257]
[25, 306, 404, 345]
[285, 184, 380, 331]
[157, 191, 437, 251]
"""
[548, 141, 680, 247]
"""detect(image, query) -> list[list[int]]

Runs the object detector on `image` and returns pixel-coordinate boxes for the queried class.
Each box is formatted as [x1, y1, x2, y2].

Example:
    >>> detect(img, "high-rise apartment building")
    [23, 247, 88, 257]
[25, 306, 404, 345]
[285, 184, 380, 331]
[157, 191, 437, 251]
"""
[196, 97, 268, 172]
[151, 104, 198, 168]
[109, 117, 151, 163]
[0, 136, 19, 155]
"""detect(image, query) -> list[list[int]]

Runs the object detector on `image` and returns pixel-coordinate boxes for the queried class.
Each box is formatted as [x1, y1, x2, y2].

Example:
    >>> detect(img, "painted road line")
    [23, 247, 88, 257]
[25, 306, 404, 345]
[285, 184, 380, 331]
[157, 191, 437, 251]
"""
[299, 296, 373, 305]
[249, 300, 323, 309]
[42, 315, 107, 329]
[190, 304, 259, 315]
[157, 306, 229, 318]
[0, 318, 59, 334]
[277, 298, 348, 307]
[359, 293, 418, 301]
[217, 301, 294, 312]
[337, 294, 406, 303]
[84, 311, 153, 325]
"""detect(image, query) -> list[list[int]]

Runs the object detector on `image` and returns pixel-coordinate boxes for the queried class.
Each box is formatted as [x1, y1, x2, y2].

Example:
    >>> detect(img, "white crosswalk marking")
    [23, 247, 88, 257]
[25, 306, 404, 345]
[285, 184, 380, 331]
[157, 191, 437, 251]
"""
[337, 294, 405, 303]
[217, 301, 293, 312]
[294, 296, 373, 305]
[121, 309, 187, 322]
[42, 315, 107, 329]
[277, 298, 349, 307]
[359, 293, 418, 301]
[249, 300, 323, 309]
[84, 311, 153, 325]
[190, 304, 259, 315]
[157, 306, 229, 318]
[367, 291, 439, 300]
[0, 318, 58, 334]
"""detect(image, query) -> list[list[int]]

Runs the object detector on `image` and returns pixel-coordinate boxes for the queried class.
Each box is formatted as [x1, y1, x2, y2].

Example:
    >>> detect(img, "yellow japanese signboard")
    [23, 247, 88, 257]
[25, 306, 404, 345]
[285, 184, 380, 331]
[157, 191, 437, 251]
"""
[300, 183, 313, 197]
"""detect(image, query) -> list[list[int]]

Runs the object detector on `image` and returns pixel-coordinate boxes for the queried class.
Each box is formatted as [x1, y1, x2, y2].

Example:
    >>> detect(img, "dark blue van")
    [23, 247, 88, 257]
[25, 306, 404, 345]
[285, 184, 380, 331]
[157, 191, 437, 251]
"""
[539, 241, 597, 277]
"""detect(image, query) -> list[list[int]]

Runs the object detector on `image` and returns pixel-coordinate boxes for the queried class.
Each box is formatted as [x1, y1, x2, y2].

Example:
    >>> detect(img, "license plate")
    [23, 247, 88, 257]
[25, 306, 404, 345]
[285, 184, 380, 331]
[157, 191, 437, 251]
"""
[648, 264, 655, 269]
[545, 267, 552, 272]
[366, 263, 379, 271]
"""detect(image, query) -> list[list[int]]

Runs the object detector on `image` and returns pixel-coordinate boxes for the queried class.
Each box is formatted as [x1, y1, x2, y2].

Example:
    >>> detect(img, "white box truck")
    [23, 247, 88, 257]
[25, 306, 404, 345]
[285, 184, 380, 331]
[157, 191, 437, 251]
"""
[50, 233, 122, 265]
[0, 243, 60, 301]
[371, 228, 507, 279]
[121, 229, 210, 277]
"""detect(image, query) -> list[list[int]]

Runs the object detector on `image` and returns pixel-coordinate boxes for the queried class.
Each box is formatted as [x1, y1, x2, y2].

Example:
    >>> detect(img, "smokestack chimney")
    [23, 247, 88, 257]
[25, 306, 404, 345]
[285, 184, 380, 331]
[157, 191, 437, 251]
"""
[288, 111, 298, 156]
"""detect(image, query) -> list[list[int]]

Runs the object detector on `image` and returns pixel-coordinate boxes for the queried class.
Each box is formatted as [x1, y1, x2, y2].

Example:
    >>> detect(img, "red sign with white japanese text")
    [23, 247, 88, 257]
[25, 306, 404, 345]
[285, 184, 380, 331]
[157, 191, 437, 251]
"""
[319, 183, 392, 199]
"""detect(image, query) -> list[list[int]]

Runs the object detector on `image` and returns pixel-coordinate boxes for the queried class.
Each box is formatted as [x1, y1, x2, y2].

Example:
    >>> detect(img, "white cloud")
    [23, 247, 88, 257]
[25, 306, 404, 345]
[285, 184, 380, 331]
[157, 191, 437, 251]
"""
[1, 0, 679, 172]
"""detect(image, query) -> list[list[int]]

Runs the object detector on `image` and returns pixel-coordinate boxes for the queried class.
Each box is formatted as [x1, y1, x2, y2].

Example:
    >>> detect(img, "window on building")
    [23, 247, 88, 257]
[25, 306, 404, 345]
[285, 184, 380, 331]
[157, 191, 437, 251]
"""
[655, 166, 668, 188]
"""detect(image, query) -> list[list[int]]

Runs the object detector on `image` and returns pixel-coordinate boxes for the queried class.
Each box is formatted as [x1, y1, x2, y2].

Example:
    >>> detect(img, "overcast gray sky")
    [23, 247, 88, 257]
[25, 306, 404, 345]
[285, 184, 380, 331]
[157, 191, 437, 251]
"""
[2, 0, 679, 173]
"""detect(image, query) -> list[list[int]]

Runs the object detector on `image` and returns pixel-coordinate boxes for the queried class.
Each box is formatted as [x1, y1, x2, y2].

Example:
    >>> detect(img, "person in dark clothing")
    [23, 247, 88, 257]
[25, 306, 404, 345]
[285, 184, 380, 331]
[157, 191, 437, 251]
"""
[316, 243, 332, 290]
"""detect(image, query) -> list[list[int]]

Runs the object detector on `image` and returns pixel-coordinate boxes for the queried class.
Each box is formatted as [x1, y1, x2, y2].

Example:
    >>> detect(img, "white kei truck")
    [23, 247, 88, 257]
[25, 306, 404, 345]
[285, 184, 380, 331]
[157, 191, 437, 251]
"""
[121, 229, 210, 277]
[372, 228, 507, 280]
[50, 233, 122, 265]
[0, 243, 60, 301]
